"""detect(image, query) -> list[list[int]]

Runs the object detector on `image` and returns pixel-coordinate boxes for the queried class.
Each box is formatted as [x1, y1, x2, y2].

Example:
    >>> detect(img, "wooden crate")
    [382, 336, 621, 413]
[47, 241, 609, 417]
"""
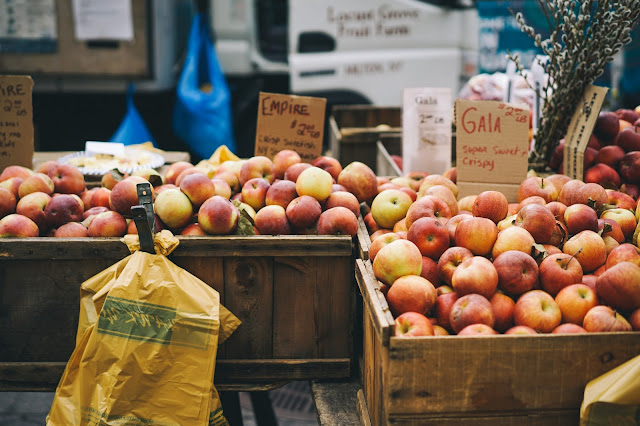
[355, 259, 640, 425]
[0, 235, 356, 391]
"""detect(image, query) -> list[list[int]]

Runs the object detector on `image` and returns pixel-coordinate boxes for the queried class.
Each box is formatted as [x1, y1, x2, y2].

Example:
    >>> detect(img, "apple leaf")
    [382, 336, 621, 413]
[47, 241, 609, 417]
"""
[107, 169, 126, 183]
[531, 243, 548, 263]
[235, 214, 255, 236]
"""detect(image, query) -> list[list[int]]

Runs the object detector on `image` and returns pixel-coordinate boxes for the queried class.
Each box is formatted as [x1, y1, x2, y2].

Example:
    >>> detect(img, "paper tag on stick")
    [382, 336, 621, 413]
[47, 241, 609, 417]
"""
[563, 85, 609, 180]
[0, 75, 34, 170]
[255, 92, 326, 162]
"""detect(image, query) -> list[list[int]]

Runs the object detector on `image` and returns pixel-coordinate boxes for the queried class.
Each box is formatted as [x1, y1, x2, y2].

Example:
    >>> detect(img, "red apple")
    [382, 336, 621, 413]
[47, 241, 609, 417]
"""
[109, 176, 152, 218]
[593, 111, 620, 144]
[0, 187, 17, 219]
[239, 156, 275, 186]
[517, 176, 558, 203]
[545, 174, 571, 193]
[283, 162, 312, 183]
[595, 261, 640, 312]
[629, 308, 640, 331]
[435, 291, 459, 331]
[213, 171, 240, 195]
[337, 161, 379, 204]
[394, 312, 434, 337]
[490, 292, 515, 332]
[562, 230, 607, 273]
[491, 226, 536, 259]
[164, 161, 194, 185]
[0, 214, 39, 237]
[406, 195, 452, 228]
[554, 283, 598, 325]
[54, 222, 89, 238]
[311, 155, 342, 182]
[449, 294, 495, 334]
[179, 173, 216, 209]
[598, 218, 625, 243]
[584, 163, 620, 189]
[87, 211, 127, 237]
[513, 290, 561, 333]
[369, 232, 401, 262]
[296, 166, 333, 202]
[445, 213, 472, 244]
[619, 151, 640, 183]
[44, 194, 84, 229]
[516, 196, 547, 212]
[316, 206, 358, 236]
[35, 160, 59, 176]
[407, 216, 450, 260]
[621, 183, 640, 200]
[386, 275, 437, 316]
[254, 204, 292, 235]
[493, 250, 539, 296]
[323, 191, 360, 217]
[241, 177, 271, 211]
[600, 208, 637, 241]
[18, 173, 54, 198]
[210, 178, 232, 199]
[451, 256, 498, 298]
[420, 256, 439, 286]
[504, 325, 538, 335]
[457, 323, 497, 336]
[605, 190, 636, 210]
[515, 204, 556, 244]
[557, 179, 585, 206]
[0, 165, 33, 182]
[47, 164, 85, 195]
[265, 180, 298, 209]
[615, 126, 640, 152]
[273, 150, 301, 180]
[552, 323, 587, 334]
[372, 239, 423, 286]
[564, 203, 598, 235]
[454, 216, 497, 256]
[606, 243, 640, 269]
[472, 190, 509, 223]
[573, 182, 608, 209]
[424, 185, 458, 217]
[442, 167, 457, 183]
[154, 184, 178, 195]
[286, 195, 322, 230]
[16, 192, 50, 231]
[539, 253, 583, 296]
[83, 206, 109, 220]
[583, 305, 632, 332]
[437, 246, 473, 286]
[595, 145, 626, 168]
[180, 223, 206, 236]
[457, 195, 477, 213]
[198, 195, 239, 235]
[89, 188, 112, 210]
[370, 229, 392, 241]
[418, 175, 458, 199]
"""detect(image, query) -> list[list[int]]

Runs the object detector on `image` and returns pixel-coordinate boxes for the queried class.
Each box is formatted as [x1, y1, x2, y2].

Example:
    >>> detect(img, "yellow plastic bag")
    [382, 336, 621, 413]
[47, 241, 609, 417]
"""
[580, 354, 640, 425]
[47, 233, 240, 426]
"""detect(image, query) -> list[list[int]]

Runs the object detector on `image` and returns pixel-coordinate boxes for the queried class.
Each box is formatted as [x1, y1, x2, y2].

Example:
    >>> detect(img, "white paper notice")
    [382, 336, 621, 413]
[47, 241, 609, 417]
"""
[72, 0, 133, 41]
[402, 88, 452, 175]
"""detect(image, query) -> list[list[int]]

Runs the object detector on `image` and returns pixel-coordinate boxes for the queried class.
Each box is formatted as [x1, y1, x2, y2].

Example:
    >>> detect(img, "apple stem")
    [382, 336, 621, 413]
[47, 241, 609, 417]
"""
[558, 247, 582, 269]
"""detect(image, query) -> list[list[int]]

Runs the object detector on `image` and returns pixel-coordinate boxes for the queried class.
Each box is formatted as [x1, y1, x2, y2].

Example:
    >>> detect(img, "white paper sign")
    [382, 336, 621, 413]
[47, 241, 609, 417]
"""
[72, 0, 133, 41]
[402, 87, 452, 174]
[85, 141, 125, 157]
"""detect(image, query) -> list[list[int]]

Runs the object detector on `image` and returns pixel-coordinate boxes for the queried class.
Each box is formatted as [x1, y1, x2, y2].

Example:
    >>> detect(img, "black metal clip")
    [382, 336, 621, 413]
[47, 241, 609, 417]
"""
[131, 182, 155, 254]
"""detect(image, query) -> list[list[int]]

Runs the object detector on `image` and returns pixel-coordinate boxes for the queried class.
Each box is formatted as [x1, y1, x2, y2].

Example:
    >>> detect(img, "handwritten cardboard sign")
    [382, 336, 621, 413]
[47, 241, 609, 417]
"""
[255, 92, 327, 162]
[455, 99, 530, 201]
[0, 75, 34, 170]
[402, 87, 452, 175]
[563, 85, 609, 180]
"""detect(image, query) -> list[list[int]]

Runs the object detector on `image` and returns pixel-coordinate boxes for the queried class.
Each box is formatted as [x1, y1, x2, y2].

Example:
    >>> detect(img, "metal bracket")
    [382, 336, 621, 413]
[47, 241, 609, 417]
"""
[131, 182, 155, 254]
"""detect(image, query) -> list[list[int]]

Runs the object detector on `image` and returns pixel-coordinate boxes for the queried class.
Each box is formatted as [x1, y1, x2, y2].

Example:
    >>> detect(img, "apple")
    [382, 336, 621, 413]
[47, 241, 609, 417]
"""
[420, 256, 439, 286]
[432, 325, 449, 336]
[372, 239, 423, 286]
[573, 182, 608, 209]
[493, 250, 539, 296]
[265, 180, 298, 209]
[364, 212, 380, 234]
[515, 204, 556, 244]
[513, 290, 561, 333]
[16, 192, 50, 231]
[126, 214, 164, 235]
[0, 187, 17, 219]
[0, 165, 33, 182]
[283, 162, 312, 183]
[213, 171, 240, 195]
[442, 167, 457, 183]
[405, 195, 451, 228]
[316, 206, 358, 236]
[109, 176, 152, 218]
[435, 291, 459, 331]
[603, 235, 620, 255]
[543, 244, 563, 256]
[554, 283, 598, 325]
[424, 185, 458, 217]
[273, 150, 301, 179]
[583, 305, 632, 332]
[469, 190, 508, 223]
[517, 176, 558, 203]
[370, 229, 392, 241]
[89, 188, 111, 210]
[406, 216, 450, 260]
[286, 195, 322, 230]
[606, 243, 640, 269]
[154, 184, 178, 195]
[457, 195, 477, 213]
[552, 323, 587, 334]
[370, 189, 412, 230]
[254, 204, 291, 235]
[296, 166, 334, 202]
[54, 222, 89, 238]
[392, 218, 408, 234]
[175, 167, 206, 188]
[437, 246, 474, 286]
[323, 191, 360, 218]
[337, 161, 379, 203]
[563, 230, 607, 273]
[491, 226, 535, 259]
[386, 274, 437, 316]
[44, 194, 84, 229]
[616, 108, 640, 123]
[179, 173, 216, 209]
[545, 174, 571, 193]
[490, 292, 515, 333]
[557, 179, 585, 206]
[164, 161, 194, 185]
[83, 206, 109, 220]
[451, 256, 498, 298]
[418, 175, 458, 199]
[539, 253, 584, 296]
[564, 203, 598, 235]
[605, 190, 636, 210]
[18, 173, 54, 198]
[88, 211, 127, 237]
[457, 324, 497, 336]
[545, 201, 567, 224]
[239, 156, 275, 186]
[449, 294, 495, 334]
[198, 195, 239, 235]
[241, 177, 271, 211]
[619, 151, 640, 183]
[389, 176, 414, 190]
[210, 178, 232, 200]
[445, 213, 472, 244]
[180, 223, 206, 236]
[584, 163, 620, 189]
[369, 232, 401, 262]
[311, 155, 342, 182]
[629, 308, 640, 331]
[595, 145, 626, 168]
[598, 218, 625, 244]
[35, 160, 60, 176]
[517, 196, 547, 212]
[454, 216, 497, 256]
[47, 164, 85, 195]
[504, 325, 538, 335]
[615, 126, 640, 152]
[595, 261, 640, 312]
[621, 183, 640, 200]
[394, 312, 434, 337]
[593, 111, 620, 143]
[0, 214, 39, 237]
[153, 188, 193, 230]
[600, 208, 637, 241]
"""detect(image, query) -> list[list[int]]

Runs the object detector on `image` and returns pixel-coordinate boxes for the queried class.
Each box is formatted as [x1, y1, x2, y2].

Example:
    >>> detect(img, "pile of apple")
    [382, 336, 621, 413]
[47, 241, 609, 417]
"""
[551, 107, 640, 194]
[364, 171, 640, 337]
[0, 150, 381, 238]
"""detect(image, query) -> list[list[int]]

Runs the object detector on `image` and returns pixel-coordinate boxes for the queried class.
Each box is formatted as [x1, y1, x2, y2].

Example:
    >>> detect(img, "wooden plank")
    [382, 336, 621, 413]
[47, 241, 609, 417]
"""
[311, 379, 362, 425]
[357, 389, 373, 426]
[273, 257, 318, 358]
[355, 259, 394, 345]
[385, 333, 640, 417]
[363, 309, 380, 426]
[316, 257, 353, 359]
[356, 216, 371, 260]
[385, 411, 578, 426]
[222, 257, 273, 359]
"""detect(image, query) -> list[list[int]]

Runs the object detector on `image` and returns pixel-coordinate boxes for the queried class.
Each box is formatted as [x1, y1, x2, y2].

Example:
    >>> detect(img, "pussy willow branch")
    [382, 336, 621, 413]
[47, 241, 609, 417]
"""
[508, 0, 640, 169]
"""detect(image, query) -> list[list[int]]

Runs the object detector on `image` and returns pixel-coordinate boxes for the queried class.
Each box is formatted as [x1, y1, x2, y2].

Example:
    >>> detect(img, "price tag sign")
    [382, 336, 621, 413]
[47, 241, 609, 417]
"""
[0, 75, 34, 170]
[455, 99, 530, 200]
[255, 92, 327, 162]
[402, 87, 452, 174]
[563, 85, 609, 180]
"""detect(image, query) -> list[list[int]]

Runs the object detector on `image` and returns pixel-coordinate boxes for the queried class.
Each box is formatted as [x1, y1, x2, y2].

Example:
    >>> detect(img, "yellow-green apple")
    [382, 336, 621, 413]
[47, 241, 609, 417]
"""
[435, 290, 459, 331]
[596, 145, 626, 168]
[296, 166, 334, 202]
[605, 190, 636, 210]
[598, 218, 625, 243]
[451, 256, 498, 298]
[394, 312, 434, 337]
[180, 223, 206, 235]
[88, 211, 127, 237]
[174, 167, 205, 187]
[109, 176, 153, 217]
[0, 177, 23, 198]
[457, 195, 477, 213]
[154, 184, 178, 195]
[606, 243, 640, 269]
[265, 180, 298, 209]
[337, 161, 379, 203]
[389, 176, 415, 190]
[406, 216, 449, 260]
[284, 162, 312, 183]
[513, 290, 561, 333]
[629, 308, 640, 331]
[564, 203, 598, 235]
[323, 191, 360, 217]
[386, 274, 437, 316]
[539, 253, 583, 296]
[369, 232, 401, 262]
[417, 174, 458, 199]
[54, 222, 88, 238]
[442, 167, 457, 183]
[154, 188, 193, 230]
[517, 176, 558, 203]
[372, 239, 423, 286]
[449, 294, 495, 334]
[239, 156, 275, 186]
[35, 160, 59, 176]
[424, 185, 458, 216]
[311, 155, 342, 182]
[47, 164, 85, 195]
[445, 213, 472, 244]
[600, 208, 637, 240]
[515, 204, 556, 244]
[554, 283, 598, 325]
[198, 195, 239, 235]
[583, 305, 632, 332]
[213, 171, 240, 195]
[432, 325, 449, 335]
[472, 190, 508, 223]
[454, 216, 497, 256]
[504, 325, 538, 335]
[573, 182, 608, 209]
[497, 214, 517, 232]
[254, 204, 291, 235]
[0, 187, 16, 218]
[584, 163, 620, 189]
[437, 246, 473, 286]
[0, 165, 33, 182]
[83, 206, 109, 220]
[179, 173, 216, 209]
[557, 179, 585, 206]
[44, 194, 84, 228]
[0, 214, 39, 237]
[164, 161, 194, 185]
[89, 187, 111, 210]
[371, 189, 412, 230]
[458, 323, 498, 335]
[545, 174, 571, 193]
[273, 150, 301, 179]
[286, 195, 322, 230]
[420, 256, 439, 286]
[16, 192, 50, 231]
[491, 226, 535, 259]
[406, 195, 451, 228]
[490, 291, 515, 332]
[517, 196, 547, 212]
[316, 206, 358, 237]
[493, 250, 539, 296]
[552, 323, 587, 333]
[241, 177, 271, 211]
[370, 229, 392, 242]
[595, 261, 640, 311]
[563, 230, 606, 273]
[210, 178, 232, 199]
[545, 201, 567, 224]
[18, 173, 54, 198]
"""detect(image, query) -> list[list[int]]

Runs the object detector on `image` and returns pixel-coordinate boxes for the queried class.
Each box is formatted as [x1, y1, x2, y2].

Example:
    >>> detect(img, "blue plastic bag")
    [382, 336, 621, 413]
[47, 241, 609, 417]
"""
[111, 84, 157, 147]
[172, 13, 236, 160]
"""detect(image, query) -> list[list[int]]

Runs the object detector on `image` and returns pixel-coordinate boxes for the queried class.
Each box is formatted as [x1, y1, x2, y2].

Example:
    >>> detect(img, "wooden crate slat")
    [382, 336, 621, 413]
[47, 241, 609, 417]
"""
[356, 216, 371, 260]
[385, 410, 579, 426]
[316, 257, 353, 359]
[355, 259, 394, 344]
